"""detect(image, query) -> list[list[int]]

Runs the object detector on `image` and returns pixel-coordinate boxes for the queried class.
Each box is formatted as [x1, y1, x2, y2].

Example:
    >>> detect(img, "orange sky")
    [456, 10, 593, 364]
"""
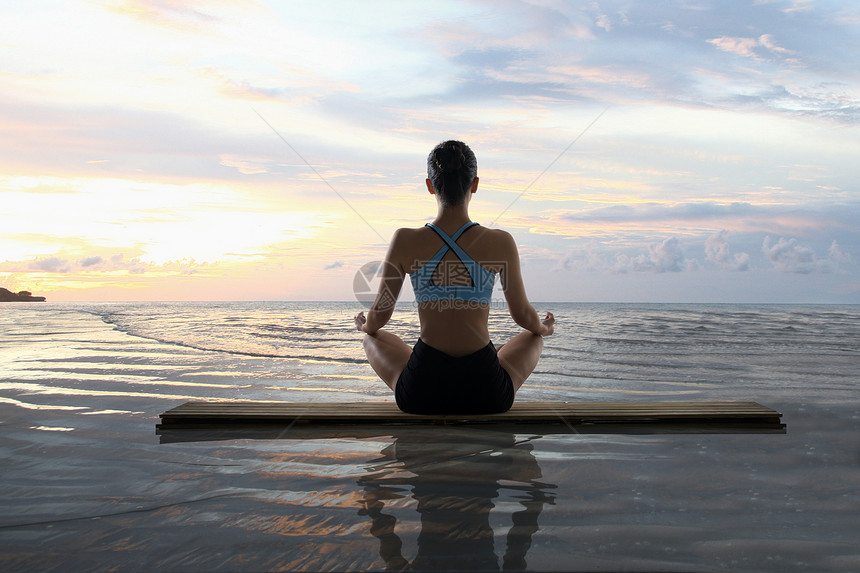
[2, 1, 858, 302]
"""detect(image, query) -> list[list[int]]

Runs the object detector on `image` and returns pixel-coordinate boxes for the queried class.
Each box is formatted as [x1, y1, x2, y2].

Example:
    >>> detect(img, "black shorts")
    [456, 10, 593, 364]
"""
[395, 338, 515, 415]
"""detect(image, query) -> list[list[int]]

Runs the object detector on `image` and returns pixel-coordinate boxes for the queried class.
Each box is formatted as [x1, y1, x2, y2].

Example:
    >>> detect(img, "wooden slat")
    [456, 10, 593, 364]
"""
[158, 400, 782, 427]
[158, 422, 787, 443]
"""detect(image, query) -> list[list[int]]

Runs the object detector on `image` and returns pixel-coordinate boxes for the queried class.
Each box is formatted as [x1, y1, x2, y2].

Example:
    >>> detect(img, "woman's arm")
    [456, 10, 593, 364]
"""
[499, 231, 554, 336]
[355, 229, 406, 335]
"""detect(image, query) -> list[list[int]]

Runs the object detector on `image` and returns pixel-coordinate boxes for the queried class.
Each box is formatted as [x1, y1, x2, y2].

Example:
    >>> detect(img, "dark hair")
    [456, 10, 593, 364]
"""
[427, 140, 477, 206]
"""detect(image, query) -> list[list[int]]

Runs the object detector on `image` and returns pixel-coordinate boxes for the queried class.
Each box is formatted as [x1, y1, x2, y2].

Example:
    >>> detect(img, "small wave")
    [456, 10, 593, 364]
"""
[80, 409, 145, 415]
[0, 396, 87, 411]
[2, 381, 207, 401]
[91, 309, 364, 363]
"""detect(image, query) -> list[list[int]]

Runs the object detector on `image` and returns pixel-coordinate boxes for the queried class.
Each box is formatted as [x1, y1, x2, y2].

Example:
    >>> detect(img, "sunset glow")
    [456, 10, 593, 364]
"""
[2, 0, 858, 302]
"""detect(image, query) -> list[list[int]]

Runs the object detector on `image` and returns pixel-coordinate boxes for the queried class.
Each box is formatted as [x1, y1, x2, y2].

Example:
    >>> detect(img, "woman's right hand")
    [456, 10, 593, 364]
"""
[354, 311, 367, 332]
[541, 311, 555, 336]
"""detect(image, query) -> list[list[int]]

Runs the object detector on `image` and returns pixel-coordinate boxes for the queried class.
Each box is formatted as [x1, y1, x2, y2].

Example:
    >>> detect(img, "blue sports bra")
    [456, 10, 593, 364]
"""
[410, 222, 496, 304]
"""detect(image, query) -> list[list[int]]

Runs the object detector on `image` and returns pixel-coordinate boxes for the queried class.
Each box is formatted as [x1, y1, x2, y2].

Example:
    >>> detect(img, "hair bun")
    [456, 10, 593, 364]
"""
[426, 140, 477, 206]
[434, 142, 465, 173]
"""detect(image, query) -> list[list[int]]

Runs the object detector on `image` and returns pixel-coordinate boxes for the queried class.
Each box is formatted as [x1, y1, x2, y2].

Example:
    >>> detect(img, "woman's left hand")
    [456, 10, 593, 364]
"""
[354, 311, 367, 332]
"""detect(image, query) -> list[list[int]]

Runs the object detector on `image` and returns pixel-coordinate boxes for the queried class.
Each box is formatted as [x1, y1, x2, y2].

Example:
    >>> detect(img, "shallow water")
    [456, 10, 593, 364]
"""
[1, 302, 859, 571]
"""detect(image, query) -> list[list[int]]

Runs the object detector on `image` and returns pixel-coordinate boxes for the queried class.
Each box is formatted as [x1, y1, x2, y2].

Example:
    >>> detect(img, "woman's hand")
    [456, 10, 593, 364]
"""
[354, 311, 367, 332]
[541, 311, 555, 336]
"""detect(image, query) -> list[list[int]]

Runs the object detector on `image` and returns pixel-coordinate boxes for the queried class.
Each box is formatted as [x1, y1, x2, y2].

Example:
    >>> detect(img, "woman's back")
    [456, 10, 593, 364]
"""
[405, 222, 507, 355]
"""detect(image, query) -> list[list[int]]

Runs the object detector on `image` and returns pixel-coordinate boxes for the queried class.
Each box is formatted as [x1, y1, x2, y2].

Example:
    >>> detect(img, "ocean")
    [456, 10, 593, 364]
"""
[1, 302, 858, 571]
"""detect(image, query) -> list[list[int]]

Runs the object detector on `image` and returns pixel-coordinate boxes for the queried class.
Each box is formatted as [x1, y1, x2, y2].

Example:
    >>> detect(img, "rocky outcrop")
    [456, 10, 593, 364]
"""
[0, 288, 46, 302]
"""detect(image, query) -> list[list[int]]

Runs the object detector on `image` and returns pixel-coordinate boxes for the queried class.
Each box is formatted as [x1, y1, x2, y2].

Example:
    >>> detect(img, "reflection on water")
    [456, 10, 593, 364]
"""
[153, 422, 788, 571]
[357, 430, 556, 571]
[157, 425, 561, 570]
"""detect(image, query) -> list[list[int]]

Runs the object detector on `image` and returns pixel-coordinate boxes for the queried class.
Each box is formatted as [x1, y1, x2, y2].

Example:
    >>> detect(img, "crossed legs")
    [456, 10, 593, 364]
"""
[496, 331, 544, 391]
[361, 329, 544, 393]
[362, 330, 412, 391]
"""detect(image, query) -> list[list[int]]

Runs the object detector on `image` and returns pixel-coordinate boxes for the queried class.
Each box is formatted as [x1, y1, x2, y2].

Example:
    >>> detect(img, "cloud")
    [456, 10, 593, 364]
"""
[109, 254, 148, 274]
[106, 0, 220, 30]
[762, 236, 855, 273]
[626, 237, 698, 273]
[28, 257, 70, 273]
[827, 240, 854, 267]
[705, 230, 750, 271]
[218, 155, 269, 175]
[595, 13, 612, 32]
[324, 261, 344, 270]
[707, 36, 761, 59]
[779, 0, 817, 15]
[560, 202, 759, 224]
[575, 237, 699, 274]
[16, 254, 149, 274]
[707, 34, 794, 61]
[550, 201, 860, 239]
[79, 256, 104, 267]
[762, 236, 818, 273]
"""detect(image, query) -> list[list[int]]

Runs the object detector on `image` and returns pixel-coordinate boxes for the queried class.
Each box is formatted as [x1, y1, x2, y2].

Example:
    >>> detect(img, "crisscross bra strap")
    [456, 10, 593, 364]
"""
[424, 222, 479, 265]
[411, 221, 495, 303]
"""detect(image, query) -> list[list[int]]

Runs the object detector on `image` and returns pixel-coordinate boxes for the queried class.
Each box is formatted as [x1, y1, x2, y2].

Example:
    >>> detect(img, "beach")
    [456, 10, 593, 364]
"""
[1, 302, 859, 571]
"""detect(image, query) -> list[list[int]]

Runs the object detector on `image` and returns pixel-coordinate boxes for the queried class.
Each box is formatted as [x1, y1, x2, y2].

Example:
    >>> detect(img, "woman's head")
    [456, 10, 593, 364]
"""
[427, 140, 477, 206]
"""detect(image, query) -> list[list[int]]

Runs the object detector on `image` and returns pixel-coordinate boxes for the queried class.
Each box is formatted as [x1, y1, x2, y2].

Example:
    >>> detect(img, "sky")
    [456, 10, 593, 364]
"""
[1, 0, 859, 303]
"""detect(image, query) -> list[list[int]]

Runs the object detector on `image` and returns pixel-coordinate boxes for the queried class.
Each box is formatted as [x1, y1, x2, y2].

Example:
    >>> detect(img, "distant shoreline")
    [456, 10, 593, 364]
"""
[0, 287, 46, 302]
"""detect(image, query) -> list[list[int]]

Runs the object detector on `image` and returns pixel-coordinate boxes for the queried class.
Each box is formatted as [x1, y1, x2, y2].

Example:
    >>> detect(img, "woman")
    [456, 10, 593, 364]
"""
[354, 140, 554, 414]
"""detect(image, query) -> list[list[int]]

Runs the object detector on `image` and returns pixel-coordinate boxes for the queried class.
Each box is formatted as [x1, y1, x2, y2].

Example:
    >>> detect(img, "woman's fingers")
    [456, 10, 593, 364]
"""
[542, 311, 555, 335]
[354, 312, 367, 331]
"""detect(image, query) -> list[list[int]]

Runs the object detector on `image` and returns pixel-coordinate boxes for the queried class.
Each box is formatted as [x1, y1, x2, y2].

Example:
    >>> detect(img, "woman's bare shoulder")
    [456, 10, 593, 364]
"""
[457, 226, 517, 269]
[391, 226, 430, 244]
[471, 226, 516, 250]
[482, 226, 514, 240]
[388, 226, 433, 256]
[395, 225, 430, 234]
